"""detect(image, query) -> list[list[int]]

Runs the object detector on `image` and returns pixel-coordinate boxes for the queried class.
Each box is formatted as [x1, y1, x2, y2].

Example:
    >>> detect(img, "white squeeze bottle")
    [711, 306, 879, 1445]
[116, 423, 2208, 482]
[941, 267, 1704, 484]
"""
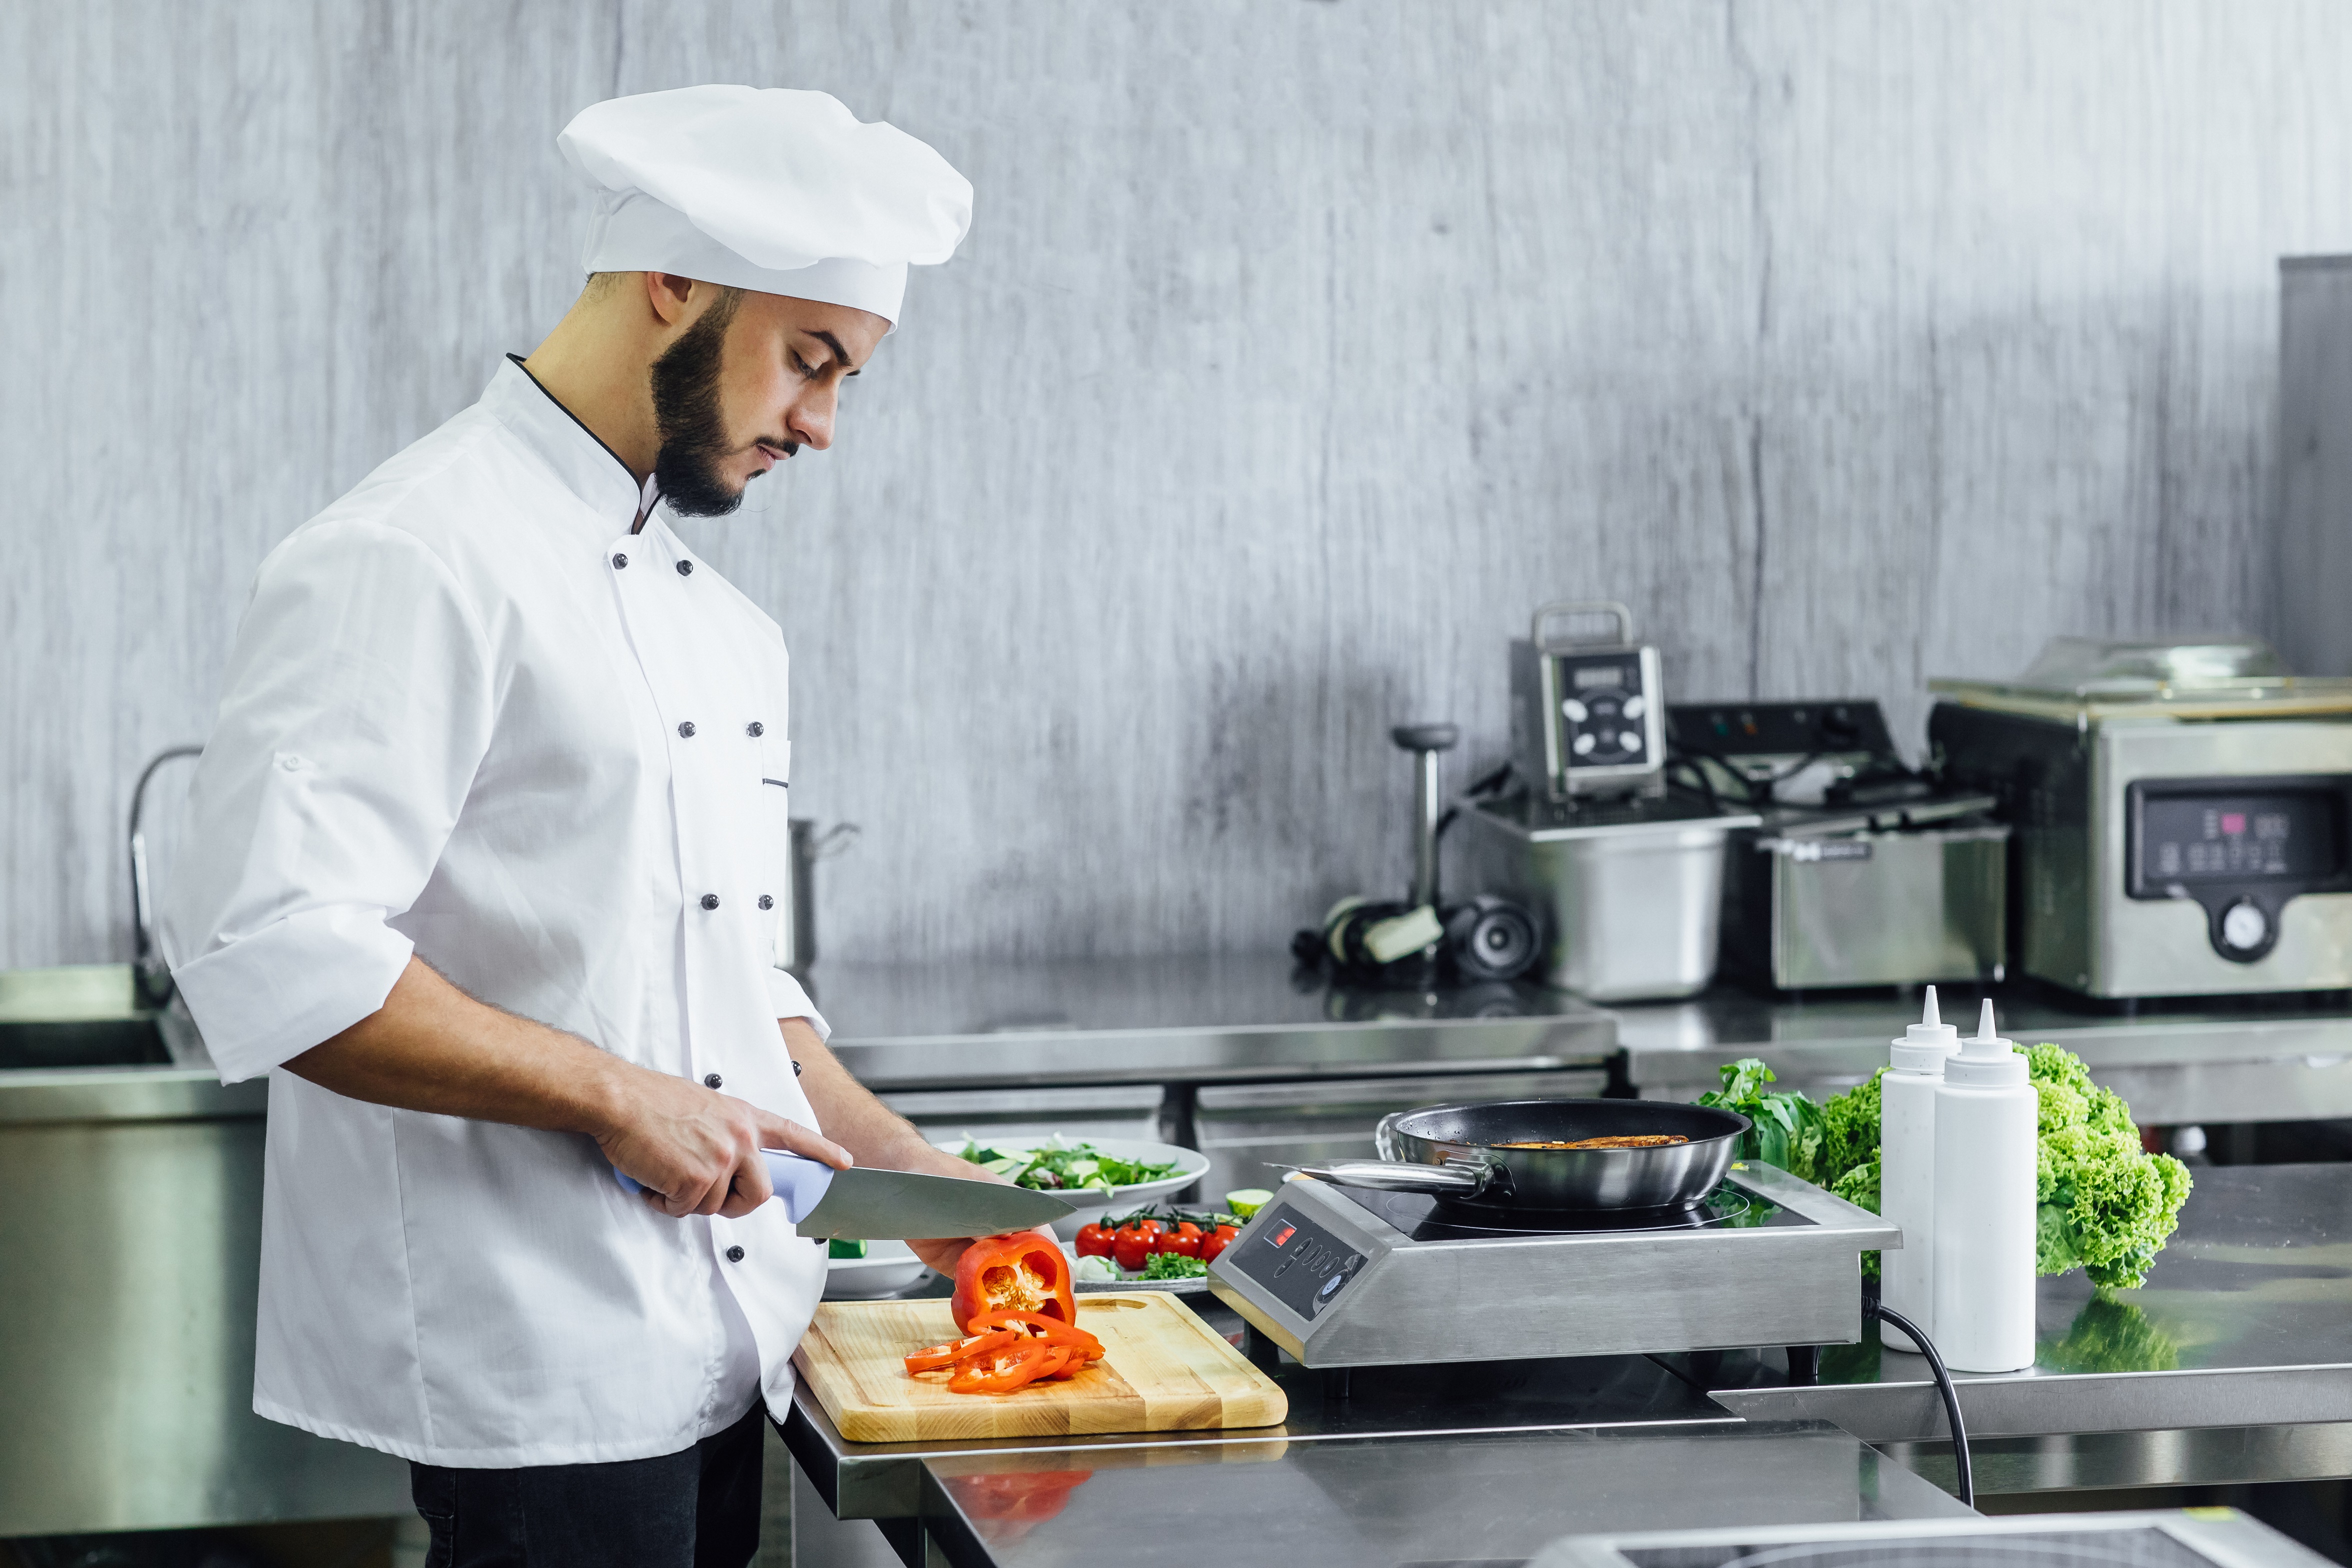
[1931, 1000, 2039, 1372]
[1880, 986, 1960, 1354]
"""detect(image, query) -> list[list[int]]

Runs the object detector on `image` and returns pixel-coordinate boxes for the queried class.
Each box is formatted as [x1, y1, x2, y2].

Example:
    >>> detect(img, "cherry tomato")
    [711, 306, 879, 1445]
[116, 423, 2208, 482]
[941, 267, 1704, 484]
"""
[1200, 1224, 1240, 1264]
[1162, 1221, 1204, 1258]
[1111, 1221, 1158, 1272]
[1074, 1222, 1114, 1259]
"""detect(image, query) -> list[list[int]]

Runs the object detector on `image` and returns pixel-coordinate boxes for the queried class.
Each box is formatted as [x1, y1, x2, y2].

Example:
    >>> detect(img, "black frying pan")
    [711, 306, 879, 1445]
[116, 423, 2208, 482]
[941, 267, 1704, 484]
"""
[1299, 1098, 1749, 1212]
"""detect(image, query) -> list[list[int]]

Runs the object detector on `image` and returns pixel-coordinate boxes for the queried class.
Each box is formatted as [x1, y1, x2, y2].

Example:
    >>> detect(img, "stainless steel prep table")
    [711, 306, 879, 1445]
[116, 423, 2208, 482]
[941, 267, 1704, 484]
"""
[1688, 1163, 2352, 1492]
[918, 1420, 1970, 1568]
[788, 1164, 2352, 1565]
[1617, 986, 2352, 1126]
[812, 953, 1618, 1091]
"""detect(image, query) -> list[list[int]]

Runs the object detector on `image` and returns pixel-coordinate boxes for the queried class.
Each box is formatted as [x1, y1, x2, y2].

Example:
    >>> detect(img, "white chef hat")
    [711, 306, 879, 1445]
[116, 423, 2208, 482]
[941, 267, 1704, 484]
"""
[558, 86, 972, 328]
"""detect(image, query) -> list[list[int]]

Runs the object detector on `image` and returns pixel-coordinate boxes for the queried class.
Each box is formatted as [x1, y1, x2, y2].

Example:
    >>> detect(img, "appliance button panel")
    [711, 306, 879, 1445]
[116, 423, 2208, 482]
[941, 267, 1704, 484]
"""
[1553, 652, 1648, 770]
[1226, 1204, 1365, 1320]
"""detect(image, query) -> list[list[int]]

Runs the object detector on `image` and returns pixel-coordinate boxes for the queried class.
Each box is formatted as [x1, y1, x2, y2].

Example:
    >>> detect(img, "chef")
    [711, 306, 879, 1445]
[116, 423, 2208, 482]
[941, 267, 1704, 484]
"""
[164, 87, 978, 1566]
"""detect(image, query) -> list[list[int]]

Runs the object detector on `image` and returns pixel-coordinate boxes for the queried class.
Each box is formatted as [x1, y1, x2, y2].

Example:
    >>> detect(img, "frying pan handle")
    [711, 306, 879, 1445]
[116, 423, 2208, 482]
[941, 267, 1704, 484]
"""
[1293, 1160, 1493, 1196]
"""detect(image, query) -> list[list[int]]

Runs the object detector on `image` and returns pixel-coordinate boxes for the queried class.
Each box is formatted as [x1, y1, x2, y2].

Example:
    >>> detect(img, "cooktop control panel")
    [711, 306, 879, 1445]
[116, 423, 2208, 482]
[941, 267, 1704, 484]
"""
[1220, 1203, 1366, 1322]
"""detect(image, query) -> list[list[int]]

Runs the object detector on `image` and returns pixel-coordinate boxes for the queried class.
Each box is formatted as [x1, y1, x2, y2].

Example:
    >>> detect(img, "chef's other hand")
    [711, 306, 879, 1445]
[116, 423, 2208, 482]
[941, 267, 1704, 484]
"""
[900, 1151, 1054, 1277]
[598, 1068, 851, 1220]
[906, 1224, 1061, 1280]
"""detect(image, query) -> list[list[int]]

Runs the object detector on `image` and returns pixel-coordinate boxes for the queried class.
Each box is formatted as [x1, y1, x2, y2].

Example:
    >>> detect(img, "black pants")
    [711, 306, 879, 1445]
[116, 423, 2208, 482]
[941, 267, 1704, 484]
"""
[408, 1402, 766, 1568]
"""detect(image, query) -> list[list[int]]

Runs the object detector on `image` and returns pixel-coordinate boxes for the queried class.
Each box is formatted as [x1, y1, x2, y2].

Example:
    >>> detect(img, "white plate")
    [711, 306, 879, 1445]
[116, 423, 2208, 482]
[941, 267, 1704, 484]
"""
[821, 1238, 930, 1300]
[1064, 1242, 1212, 1296]
[932, 1136, 1210, 1240]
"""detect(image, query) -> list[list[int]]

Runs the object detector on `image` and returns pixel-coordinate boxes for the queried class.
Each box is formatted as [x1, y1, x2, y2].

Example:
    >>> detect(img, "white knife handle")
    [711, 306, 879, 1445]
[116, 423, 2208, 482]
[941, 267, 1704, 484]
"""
[610, 1150, 836, 1222]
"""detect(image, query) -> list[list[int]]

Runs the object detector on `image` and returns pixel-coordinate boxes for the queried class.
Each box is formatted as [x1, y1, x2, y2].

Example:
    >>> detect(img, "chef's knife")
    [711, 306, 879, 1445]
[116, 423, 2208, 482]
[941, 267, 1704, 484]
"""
[611, 1152, 1066, 1240]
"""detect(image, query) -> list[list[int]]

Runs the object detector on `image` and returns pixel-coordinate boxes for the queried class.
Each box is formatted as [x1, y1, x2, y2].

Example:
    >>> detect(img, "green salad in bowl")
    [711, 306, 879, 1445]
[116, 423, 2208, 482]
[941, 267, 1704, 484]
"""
[938, 1134, 1210, 1238]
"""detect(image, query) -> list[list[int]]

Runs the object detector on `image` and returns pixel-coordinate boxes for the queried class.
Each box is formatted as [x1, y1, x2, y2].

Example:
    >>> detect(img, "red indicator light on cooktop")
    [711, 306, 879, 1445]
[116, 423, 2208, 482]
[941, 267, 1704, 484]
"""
[1270, 1224, 1296, 1247]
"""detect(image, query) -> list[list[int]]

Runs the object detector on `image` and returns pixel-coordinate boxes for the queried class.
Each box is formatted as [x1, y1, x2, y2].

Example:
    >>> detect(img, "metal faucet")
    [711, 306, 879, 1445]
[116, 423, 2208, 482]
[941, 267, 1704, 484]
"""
[130, 746, 204, 1008]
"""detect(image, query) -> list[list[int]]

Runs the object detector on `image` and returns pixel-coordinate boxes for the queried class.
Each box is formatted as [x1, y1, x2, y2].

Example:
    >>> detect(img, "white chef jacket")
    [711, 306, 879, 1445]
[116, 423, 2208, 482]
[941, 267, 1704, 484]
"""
[166, 358, 832, 1468]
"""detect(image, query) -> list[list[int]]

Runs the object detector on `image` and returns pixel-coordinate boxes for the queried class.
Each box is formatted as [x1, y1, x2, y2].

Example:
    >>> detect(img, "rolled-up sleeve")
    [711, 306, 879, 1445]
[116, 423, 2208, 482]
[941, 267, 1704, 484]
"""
[765, 968, 830, 1040]
[167, 520, 494, 1083]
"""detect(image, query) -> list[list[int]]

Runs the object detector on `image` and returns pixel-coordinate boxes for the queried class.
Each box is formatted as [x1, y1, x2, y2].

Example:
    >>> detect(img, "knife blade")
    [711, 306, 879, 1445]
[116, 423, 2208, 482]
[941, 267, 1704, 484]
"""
[611, 1152, 1066, 1240]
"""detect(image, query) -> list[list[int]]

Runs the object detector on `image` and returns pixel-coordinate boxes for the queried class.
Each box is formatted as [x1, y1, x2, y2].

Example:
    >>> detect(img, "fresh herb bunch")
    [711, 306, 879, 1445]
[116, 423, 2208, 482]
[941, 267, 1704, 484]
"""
[1696, 1058, 1830, 1177]
[1140, 1252, 1210, 1280]
[955, 1136, 1182, 1192]
[1698, 1058, 1890, 1278]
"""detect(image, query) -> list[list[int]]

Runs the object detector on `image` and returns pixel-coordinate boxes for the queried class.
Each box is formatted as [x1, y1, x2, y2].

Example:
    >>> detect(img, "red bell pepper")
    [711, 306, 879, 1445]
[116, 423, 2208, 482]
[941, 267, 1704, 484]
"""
[951, 1232, 1076, 1334]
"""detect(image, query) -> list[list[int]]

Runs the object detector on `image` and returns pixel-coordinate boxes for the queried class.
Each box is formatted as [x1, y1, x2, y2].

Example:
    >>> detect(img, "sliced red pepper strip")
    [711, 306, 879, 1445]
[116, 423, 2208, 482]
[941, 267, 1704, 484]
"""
[947, 1337, 1057, 1394]
[904, 1328, 1019, 1375]
[966, 1310, 1104, 1360]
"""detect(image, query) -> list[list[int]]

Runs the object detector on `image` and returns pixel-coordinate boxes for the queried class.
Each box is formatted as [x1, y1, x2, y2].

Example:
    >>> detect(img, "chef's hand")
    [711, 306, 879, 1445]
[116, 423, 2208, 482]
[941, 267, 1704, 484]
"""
[598, 1066, 851, 1220]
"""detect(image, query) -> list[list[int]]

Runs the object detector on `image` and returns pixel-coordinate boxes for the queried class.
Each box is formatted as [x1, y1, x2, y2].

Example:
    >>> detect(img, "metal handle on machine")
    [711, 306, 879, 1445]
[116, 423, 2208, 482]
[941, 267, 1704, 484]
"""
[1530, 600, 1636, 652]
[1292, 1159, 1495, 1196]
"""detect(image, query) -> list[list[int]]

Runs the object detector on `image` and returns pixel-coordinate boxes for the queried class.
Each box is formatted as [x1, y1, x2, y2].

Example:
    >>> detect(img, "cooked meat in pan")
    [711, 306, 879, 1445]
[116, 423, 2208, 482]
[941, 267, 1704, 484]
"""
[1490, 1134, 1691, 1150]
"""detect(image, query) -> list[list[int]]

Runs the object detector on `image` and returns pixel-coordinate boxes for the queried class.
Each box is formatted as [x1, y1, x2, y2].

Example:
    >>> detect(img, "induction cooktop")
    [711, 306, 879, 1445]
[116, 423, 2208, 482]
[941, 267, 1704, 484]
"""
[1208, 1162, 1895, 1370]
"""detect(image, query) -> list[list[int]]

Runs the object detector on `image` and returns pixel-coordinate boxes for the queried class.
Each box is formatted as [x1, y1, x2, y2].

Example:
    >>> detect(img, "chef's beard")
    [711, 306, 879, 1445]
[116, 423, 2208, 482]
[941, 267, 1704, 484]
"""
[650, 289, 778, 518]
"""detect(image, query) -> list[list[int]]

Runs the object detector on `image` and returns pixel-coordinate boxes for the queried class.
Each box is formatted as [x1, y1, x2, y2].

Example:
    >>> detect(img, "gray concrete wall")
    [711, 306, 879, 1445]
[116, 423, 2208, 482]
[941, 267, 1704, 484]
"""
[8, 1, 2352, 972]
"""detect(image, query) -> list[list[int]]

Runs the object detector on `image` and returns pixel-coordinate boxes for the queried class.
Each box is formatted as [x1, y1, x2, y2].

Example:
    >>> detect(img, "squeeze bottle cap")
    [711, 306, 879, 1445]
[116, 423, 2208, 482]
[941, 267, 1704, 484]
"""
[1890, 985, 1964, 1073]
[1944, 998, 2028, 1086]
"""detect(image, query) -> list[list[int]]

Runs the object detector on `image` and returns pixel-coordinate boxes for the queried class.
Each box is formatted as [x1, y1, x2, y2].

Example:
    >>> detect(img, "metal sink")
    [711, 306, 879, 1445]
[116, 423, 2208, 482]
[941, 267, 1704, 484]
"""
[0, 964, 173, 1070]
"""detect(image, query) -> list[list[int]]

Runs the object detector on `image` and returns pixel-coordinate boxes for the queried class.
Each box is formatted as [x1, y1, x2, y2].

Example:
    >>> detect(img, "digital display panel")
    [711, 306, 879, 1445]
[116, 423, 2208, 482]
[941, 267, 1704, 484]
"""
[2136, 791, 2340, 886]
[1572, 663, 1627, 690]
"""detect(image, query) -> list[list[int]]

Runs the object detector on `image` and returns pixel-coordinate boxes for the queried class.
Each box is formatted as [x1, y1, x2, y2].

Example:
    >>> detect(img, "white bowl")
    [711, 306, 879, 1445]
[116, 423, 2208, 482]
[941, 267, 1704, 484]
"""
[932, 1136, 1210, 1240]
[821, 1239, 929, 1300]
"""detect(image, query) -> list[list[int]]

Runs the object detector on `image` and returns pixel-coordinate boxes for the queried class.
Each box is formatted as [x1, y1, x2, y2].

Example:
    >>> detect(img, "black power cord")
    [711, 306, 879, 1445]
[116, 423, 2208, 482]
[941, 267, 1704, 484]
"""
[1865, 1296, 1974, 1508]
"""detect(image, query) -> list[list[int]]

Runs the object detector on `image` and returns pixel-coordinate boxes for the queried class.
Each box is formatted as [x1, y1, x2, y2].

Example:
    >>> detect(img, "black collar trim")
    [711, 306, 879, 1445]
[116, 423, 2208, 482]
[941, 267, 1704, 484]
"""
[505, 352, 644, 504]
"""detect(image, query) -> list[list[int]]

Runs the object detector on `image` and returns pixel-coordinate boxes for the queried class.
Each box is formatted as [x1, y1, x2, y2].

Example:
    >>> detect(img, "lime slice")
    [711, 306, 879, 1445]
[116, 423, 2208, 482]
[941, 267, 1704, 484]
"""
[1225, 1188, 1274, 1220]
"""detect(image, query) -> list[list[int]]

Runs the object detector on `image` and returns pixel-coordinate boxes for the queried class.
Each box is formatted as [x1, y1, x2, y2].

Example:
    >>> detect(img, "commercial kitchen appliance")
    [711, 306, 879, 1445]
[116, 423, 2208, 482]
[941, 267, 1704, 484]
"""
[1670, 698, 2010, 990]
[1464, 600, 1760, 1000]
[1459, 792, 1758, 1000]
[1207, 1158, 1896, 1368]
[1510, 601, 1668, 802]
[1930, 636, 2352, 998]
[1665, 698, 1896, 807]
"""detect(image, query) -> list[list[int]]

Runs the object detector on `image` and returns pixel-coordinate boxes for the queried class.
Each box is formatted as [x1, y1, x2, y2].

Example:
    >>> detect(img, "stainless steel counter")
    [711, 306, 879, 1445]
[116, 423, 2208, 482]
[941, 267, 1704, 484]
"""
[812, 954, 1618, 1090]
[13, 956, 2352, 1546]
[788, 1164, 2352, 1566]
[918, 1420, 1970, 1568]
[784, 1333, 1738, 1522]
[1618, 984, 2352, 1124]
[1694, 1164, 2352, 1445]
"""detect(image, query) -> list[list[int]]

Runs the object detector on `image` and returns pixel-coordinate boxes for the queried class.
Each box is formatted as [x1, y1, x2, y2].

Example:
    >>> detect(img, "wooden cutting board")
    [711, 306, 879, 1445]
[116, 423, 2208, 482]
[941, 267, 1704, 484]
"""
[794, 1292, 1288, 1443]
